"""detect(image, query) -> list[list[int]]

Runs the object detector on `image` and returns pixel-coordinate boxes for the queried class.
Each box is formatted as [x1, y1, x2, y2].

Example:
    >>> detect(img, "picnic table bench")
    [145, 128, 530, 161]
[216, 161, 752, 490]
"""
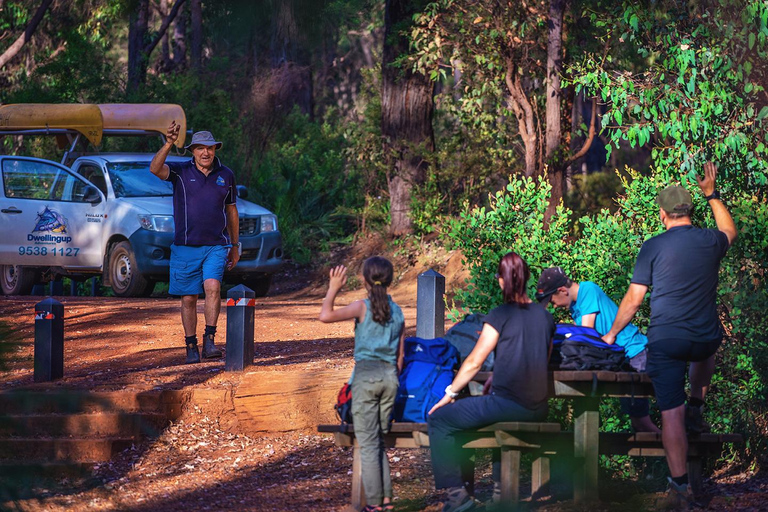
[318, 370, 743, 509]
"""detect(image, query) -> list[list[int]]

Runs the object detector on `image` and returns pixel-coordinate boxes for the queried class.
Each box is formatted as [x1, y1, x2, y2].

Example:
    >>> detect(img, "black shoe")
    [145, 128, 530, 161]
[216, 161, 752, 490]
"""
[685, 404, 709, 434]
[201, 334, 222, 359]
[186, 343, 201, 364]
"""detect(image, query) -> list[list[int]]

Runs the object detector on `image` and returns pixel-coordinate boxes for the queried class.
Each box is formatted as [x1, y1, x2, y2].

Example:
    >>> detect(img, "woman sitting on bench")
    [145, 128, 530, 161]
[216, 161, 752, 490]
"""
[427, 251, 555, 512]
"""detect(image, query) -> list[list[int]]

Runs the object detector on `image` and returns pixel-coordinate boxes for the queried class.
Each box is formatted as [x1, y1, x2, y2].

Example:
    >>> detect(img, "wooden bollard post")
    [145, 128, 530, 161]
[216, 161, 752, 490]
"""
[225, 284, 255, 371]
[34, 297, 64, 382]
[416, 269, 445, 339]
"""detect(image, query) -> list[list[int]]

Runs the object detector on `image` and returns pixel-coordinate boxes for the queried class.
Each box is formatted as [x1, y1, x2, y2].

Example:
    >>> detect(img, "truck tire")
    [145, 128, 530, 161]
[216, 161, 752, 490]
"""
[0, 265, 35, 295]
[242, 275, 272, 297]
[108, 241, 153, 297]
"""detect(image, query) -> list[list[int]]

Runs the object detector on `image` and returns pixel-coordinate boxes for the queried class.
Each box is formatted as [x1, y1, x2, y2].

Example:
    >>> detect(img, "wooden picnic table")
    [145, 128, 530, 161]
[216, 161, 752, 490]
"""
[473, 370, 655, 502]
[319, 370, 741, 507]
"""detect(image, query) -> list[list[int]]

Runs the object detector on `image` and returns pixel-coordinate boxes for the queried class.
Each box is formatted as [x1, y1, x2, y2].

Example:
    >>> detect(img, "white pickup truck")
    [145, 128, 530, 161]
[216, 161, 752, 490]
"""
[0, 104, 283, 297]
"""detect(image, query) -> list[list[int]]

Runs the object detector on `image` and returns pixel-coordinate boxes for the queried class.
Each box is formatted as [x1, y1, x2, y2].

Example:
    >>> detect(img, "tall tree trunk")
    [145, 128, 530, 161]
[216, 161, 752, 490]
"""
[0, 0, 53, 69]
[190, 0, 202, 72]
[545, 0, 565, 221]
[127, 0, 150, 93]
[268, 0, 312, 116]
[381, 0, 435, 236]
[172, 1, 188, 70]
[160, 0, 172, 71]
[505, 58, 538, 177]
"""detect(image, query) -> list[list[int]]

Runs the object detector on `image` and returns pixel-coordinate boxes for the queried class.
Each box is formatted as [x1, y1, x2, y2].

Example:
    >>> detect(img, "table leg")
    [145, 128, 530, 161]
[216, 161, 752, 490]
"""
[500, 447, 520, 505]
[573, 398, 599, 503]
[350, 440, 366, 511]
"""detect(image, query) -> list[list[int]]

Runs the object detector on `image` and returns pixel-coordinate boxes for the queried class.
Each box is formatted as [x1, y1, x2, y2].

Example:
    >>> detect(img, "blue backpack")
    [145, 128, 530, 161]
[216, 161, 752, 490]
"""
[554, 324, 628, 371]
[394, 337, 459, 422]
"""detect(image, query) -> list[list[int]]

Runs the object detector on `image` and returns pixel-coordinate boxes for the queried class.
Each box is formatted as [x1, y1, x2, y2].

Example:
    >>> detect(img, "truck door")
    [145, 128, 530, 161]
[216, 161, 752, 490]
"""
[0, 156, 106, 269]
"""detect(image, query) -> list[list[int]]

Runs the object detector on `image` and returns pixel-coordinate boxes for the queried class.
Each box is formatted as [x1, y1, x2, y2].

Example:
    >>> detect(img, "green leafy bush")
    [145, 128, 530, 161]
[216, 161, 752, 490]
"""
[249, 110, 362, 263]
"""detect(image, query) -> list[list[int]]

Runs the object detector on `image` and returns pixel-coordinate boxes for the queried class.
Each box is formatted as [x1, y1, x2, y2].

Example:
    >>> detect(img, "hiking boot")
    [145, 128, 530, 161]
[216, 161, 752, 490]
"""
[685, 404, 710, 434]
[201, 334, 222, 359]
[656, 477, 694, 510]
[185, 343, 201, 364]
[442, 487, 476, 512]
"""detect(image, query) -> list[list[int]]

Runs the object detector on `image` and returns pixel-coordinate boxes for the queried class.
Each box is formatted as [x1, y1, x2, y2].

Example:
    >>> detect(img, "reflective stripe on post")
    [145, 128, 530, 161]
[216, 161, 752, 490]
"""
[416, 269, 445, 339]
[226, 284, 256, 371]
[34, 297, 64, 382]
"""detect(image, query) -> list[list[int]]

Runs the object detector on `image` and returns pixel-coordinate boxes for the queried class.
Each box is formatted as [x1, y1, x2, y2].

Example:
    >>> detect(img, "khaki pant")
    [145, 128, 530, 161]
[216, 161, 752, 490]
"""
[351, 360, 399, 505]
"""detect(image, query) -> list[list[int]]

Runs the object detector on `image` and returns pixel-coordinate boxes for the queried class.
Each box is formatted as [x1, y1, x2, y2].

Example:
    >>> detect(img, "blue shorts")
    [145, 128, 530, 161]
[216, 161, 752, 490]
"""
[169, 244, 229, 295]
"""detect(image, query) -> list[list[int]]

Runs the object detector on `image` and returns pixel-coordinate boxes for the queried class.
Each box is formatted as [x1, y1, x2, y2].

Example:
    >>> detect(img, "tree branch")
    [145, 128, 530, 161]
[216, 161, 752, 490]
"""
[0, 0, 54, 69]
[142, 0, 188, 57]
[568, 97, 598, 162]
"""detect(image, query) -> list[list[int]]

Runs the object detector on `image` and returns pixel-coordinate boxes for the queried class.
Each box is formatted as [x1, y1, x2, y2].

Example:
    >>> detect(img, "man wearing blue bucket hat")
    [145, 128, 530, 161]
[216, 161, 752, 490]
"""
[150, 121, 240, 364]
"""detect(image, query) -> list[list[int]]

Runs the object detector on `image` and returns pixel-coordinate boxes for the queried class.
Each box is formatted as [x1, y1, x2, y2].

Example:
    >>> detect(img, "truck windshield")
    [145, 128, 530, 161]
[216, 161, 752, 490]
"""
[106, 162, 173, 198]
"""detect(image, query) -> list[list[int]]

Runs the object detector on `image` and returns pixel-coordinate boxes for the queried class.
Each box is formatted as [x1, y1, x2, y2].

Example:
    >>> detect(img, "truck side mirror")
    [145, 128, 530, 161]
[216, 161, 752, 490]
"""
[83, 185, 102, 205]
[236, 185, 249, 199]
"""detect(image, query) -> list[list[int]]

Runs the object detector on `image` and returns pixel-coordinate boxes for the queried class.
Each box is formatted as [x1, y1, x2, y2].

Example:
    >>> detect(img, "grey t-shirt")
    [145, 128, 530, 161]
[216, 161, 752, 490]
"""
[485, 302, 554, 410]
[631, 225, 729, 343]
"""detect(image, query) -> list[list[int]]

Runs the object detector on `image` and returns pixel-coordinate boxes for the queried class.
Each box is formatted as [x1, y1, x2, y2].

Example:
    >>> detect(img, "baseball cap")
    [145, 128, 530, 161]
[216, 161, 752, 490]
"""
[185, 131, 223, 150]
[656, 185, 692, 214]
[536, 267, 569, 303]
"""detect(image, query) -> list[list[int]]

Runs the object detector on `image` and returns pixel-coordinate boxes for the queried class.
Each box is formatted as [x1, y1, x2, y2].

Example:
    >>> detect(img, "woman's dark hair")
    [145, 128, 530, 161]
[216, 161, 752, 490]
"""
[497, 251, 530, 307]
[363, 256, 393, 325]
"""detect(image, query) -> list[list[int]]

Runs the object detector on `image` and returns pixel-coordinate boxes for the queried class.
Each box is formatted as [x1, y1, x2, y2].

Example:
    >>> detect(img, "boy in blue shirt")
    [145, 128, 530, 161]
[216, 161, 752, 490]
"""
[536, 267, 659, 433]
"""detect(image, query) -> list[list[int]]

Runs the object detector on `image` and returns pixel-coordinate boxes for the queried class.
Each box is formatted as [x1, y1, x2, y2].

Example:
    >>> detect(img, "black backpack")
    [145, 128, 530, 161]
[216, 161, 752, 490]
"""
[555, 324, 628, 371]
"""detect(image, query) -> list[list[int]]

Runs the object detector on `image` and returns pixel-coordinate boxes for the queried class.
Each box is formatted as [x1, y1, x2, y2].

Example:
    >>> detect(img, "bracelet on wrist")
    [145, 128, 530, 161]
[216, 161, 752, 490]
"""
[705, 190, 721, 201]
[445, 384, 459, 399]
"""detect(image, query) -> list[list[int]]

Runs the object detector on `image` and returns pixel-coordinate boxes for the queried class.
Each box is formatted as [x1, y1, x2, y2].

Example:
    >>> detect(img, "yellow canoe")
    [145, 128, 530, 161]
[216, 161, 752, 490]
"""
[0, 103, 103, 146]
[99, 104, 186, 148]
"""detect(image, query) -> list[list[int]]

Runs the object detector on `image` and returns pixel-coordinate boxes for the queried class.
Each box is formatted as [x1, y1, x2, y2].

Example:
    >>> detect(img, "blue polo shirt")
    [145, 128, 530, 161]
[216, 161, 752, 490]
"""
[166, 157, 237, 246]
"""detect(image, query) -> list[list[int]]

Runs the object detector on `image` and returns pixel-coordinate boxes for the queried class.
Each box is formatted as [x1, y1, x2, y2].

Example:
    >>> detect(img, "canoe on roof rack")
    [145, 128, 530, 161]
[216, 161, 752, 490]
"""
[0, 103, 103, 146]
[0, 103, 187, 149]
[99, 103, 186, 148]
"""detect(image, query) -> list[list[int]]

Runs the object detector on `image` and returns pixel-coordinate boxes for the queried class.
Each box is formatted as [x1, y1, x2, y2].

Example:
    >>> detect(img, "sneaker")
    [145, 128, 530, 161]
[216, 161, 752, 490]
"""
[442, 487, 476, 512]
[656, 477, 694, 510]
[685, 404, 710, 434]
[201, 334, 223, 359]
[185, 343, 201, 364]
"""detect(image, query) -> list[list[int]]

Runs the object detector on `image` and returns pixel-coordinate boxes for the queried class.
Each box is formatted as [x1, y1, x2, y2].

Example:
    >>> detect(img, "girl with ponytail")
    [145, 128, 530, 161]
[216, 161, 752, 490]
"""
[319, 256, 405, 512]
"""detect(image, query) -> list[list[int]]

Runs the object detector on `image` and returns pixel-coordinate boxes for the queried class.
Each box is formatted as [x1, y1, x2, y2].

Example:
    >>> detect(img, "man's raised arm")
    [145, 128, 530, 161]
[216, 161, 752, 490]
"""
[150, 120, 180, 181]
[697, 161, 737, 246]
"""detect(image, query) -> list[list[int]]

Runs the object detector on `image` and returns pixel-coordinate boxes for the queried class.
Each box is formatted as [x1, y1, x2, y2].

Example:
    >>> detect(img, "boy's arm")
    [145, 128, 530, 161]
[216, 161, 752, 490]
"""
[579, 313, 596, 329]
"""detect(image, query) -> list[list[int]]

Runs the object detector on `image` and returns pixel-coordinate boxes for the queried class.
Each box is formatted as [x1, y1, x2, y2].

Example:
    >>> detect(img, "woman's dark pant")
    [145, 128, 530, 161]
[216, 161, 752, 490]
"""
[428, 394, 547, 490]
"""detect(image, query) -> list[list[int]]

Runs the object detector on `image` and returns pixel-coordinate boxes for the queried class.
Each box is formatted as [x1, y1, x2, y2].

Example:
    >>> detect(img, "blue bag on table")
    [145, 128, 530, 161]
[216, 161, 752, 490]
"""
[555, 323, 628, 371]
[394, 337, 459, 422]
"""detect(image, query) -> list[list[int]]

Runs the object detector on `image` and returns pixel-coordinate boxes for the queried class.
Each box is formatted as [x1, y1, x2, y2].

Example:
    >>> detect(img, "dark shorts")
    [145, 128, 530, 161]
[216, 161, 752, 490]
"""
[646, 338, 721, 411]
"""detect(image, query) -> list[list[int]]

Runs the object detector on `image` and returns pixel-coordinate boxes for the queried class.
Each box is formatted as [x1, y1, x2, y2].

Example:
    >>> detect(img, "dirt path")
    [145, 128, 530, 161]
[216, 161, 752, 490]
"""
[1, 262, 766, 511]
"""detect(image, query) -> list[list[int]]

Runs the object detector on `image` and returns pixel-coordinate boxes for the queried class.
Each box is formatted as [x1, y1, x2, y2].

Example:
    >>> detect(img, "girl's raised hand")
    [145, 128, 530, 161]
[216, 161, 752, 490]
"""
[328, 265, 348, 292]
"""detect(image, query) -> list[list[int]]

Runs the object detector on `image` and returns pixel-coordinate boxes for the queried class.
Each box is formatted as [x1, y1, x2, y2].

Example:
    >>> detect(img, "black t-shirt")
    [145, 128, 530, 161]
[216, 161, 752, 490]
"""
[485, 302, 554, 410]
[631, 225, 729, 343]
